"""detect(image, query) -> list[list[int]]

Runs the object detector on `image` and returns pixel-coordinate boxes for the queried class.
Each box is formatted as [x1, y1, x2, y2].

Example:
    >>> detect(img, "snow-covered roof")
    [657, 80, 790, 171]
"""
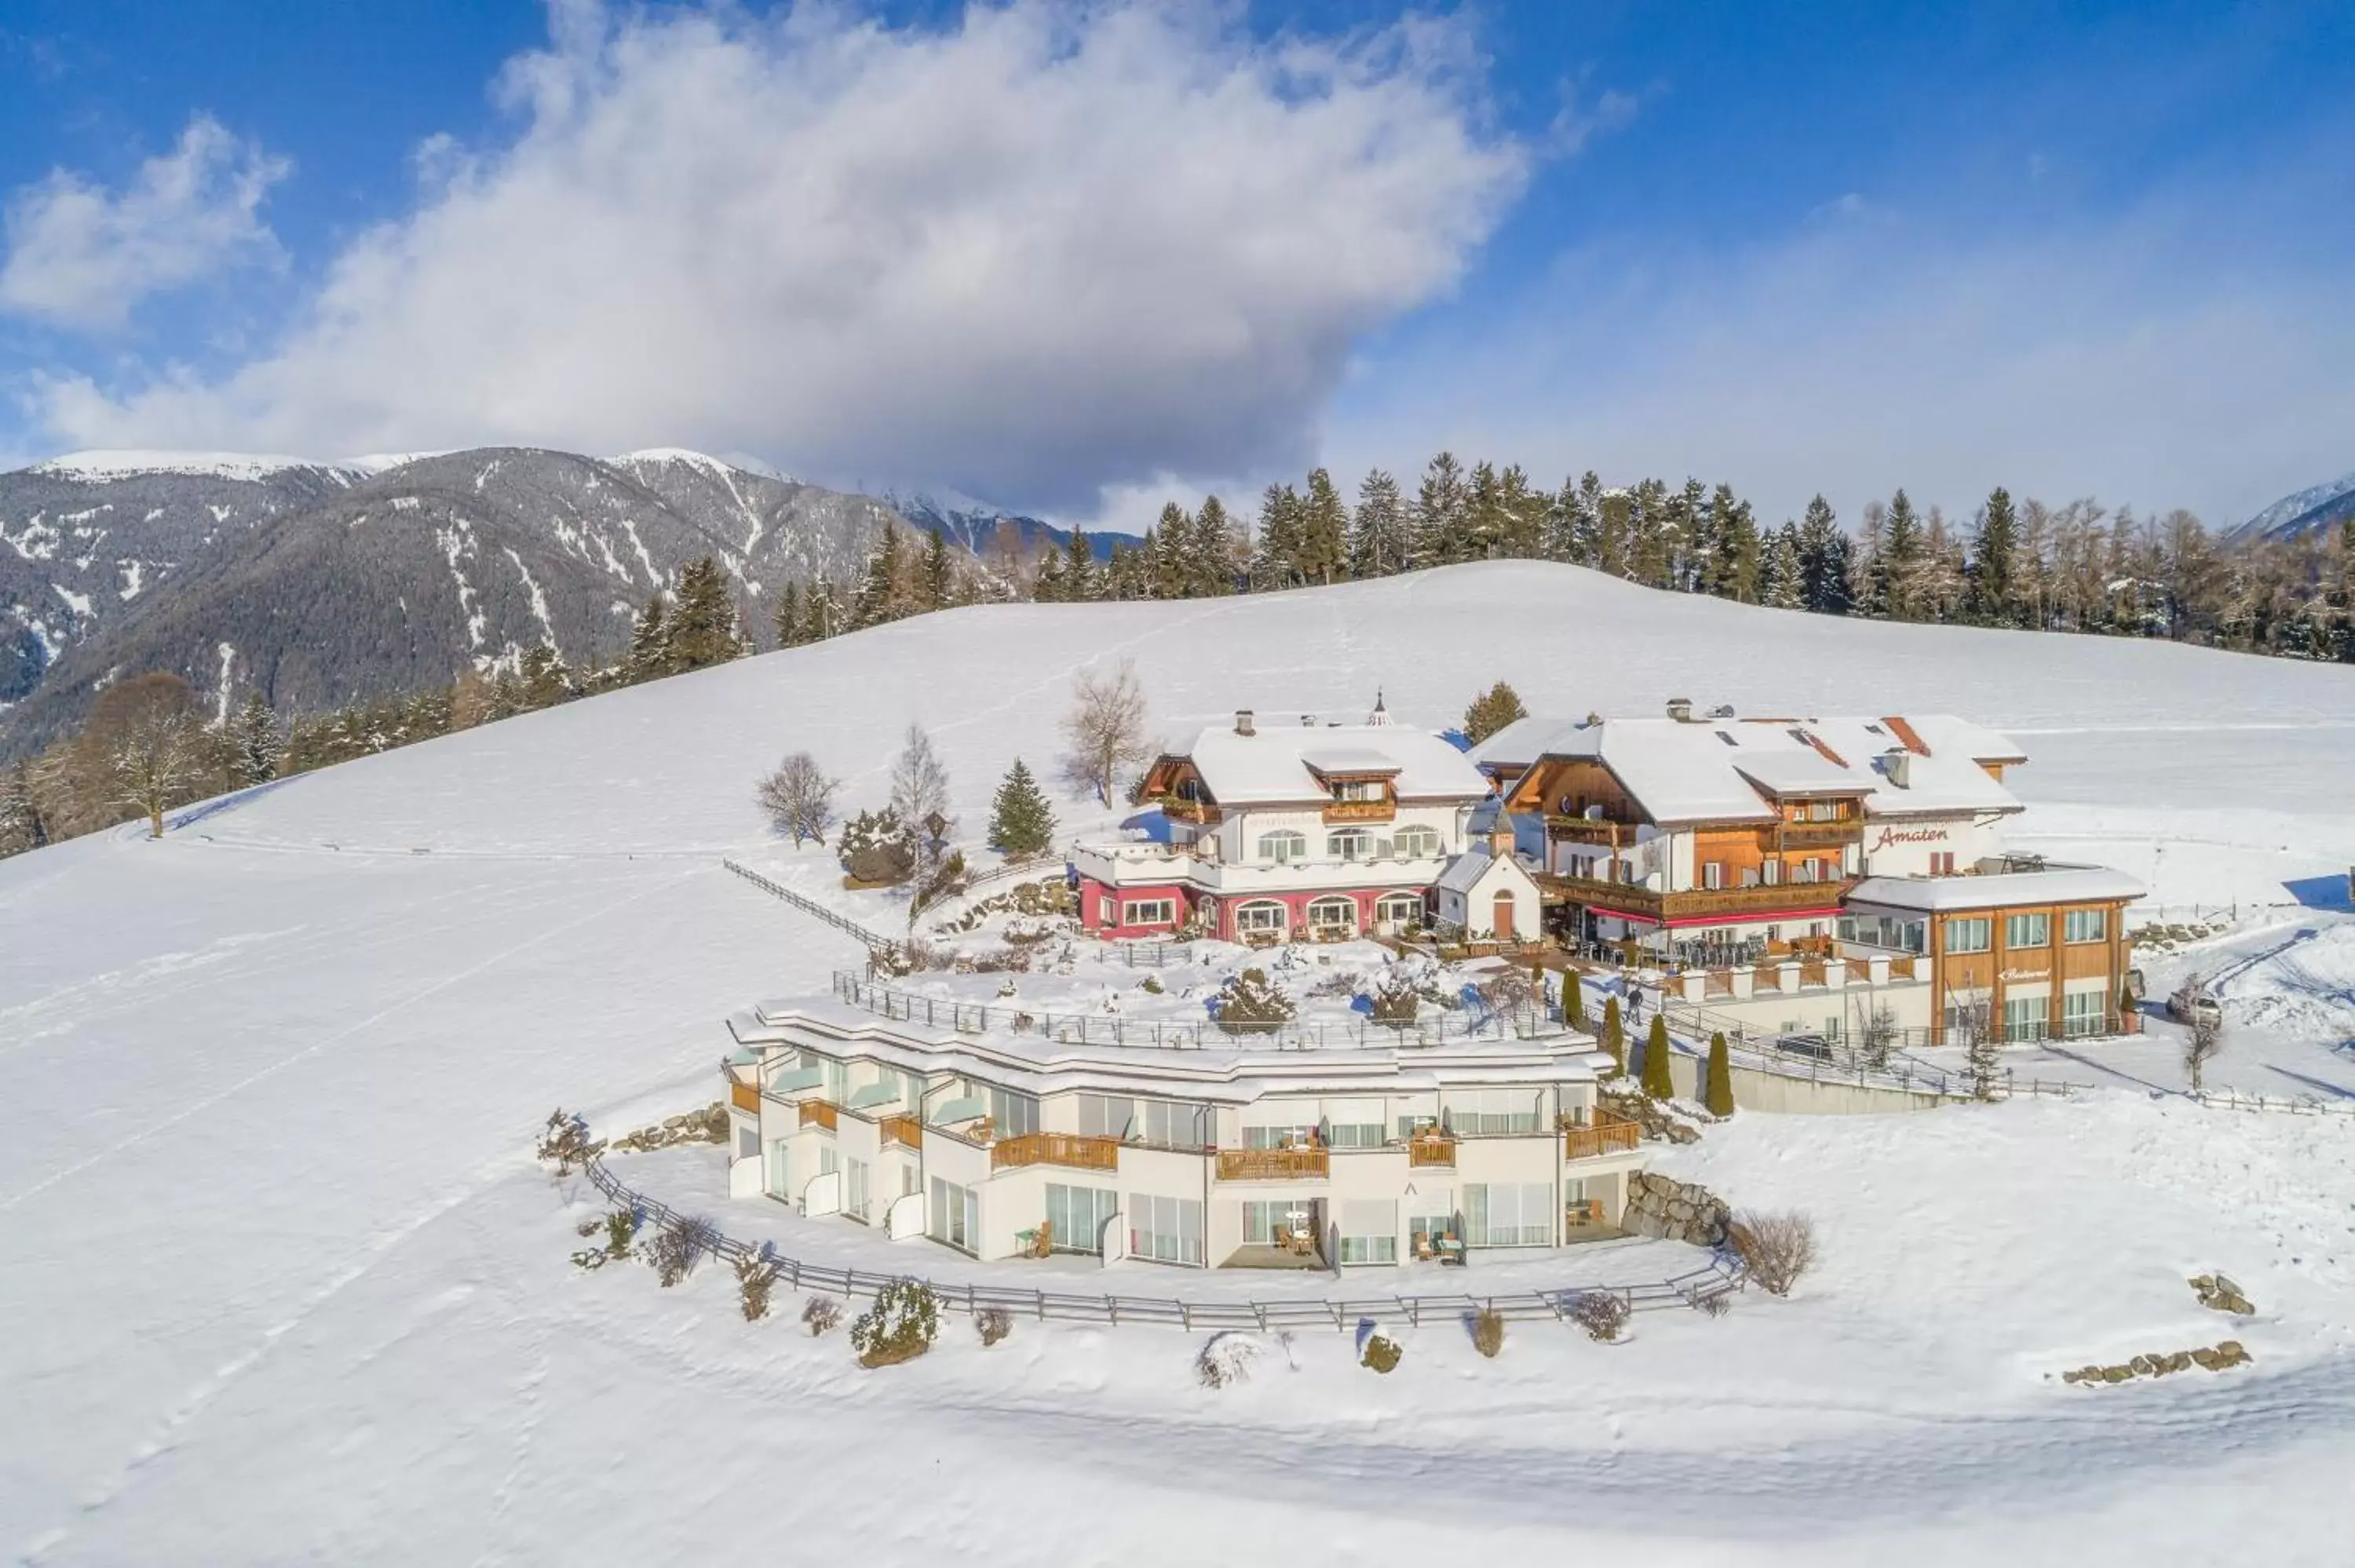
[1179, 722, 1487, 805]
[1495, 711, 2027, 824]
[1848, 866, 2145, 913]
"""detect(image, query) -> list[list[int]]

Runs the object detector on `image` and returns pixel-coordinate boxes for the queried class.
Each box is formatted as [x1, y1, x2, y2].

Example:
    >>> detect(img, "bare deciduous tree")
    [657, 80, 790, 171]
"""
[1061, 658, 1152, 806]
[1729, 1209, 1818, 1296]
[2185, 1006, 2225, 1093]
[754, 751, 838, 846]
[888, 724, 951, 829]
[1948, 995, 2000, 1099]
[111, 699, 203, 840]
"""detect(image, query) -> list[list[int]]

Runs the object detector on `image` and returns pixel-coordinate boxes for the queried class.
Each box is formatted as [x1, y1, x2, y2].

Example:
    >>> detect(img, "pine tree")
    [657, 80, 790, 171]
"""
[921, 529, 954, 611]
[1298, 468, 1348, 584]
[1150, 502, 1192, 596]
[519, 644, 570, 709]
[803, 576, 842, 643]
[1561, 967, 1585, 1029]
[1760, 523, 1804, 609]
[1601, 994, 1624, 1077]
[668, 558, 744, 669]
[1711, 484, 1760, 601]
[626, 595, 672, 682]
[0, 759, 46, 855]
[1704, 1030, 1735, 1116]
[1251, 483, 1304, 589]
[987, 757, 1057, 859]
[231, 691, 282, 787]
[1461, 680, 1528, 745]
[1191, 495, 1238, 596]
[1641, 1015, 1676, 1099]
[1796, 495, 1852, 614]
[853, 526, 907, 628]
[1347, 469, 1408, 578]
[773, 581, 803, 648]
[1882, 490, 1924, 619]
[1411, 451, 1468, 567]
[1966, 486, 2021, 625]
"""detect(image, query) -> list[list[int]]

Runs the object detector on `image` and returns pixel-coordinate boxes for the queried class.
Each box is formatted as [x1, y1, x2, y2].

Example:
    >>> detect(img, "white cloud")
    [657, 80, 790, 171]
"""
[36, 2, 1524, 514]
[0, 115, 289, 331]
[1324, 186, 2355, 531]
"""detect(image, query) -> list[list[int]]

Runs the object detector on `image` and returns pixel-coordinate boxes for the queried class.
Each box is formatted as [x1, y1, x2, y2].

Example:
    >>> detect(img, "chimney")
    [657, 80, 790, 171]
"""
[1234, 709, 1255, 737]
[1666, 697, 1693, 723]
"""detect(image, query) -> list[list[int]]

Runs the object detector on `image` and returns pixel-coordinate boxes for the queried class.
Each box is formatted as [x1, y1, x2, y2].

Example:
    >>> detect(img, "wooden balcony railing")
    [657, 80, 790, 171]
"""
[1216, 1147, 1331, 1182]
[1543, 815, 1637, 848]
[1775, 820, 1863, 849]
[1406, 1136, 1456, 1169]
[1564, 1114, 1641, 1162]
[729, 1080, 761, 1114]
[1538, 873, 1857, 922]
[991, 1132, 1120, 1173]
[1321, 797, 1396, 825]
[1800, 959, 1828, 987]
[879, 1113, 923, 1150]
[799, 1099, 838, 1132]
[1155, 795, 1220, 826]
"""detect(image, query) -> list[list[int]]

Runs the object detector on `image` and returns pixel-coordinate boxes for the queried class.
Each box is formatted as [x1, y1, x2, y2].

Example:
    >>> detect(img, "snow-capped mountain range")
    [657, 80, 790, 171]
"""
[0, 447, 1064, 754]
[2225, 468, 2355, 545]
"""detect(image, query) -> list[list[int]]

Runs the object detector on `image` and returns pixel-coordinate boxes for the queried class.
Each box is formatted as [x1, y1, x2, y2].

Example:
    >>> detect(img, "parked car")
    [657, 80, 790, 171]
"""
[1774, 1032, 1836, 1062]
[2166, 984, 2222, 1027]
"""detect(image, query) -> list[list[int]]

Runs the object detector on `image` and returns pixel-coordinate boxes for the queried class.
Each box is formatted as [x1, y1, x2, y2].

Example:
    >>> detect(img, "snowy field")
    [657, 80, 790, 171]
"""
[5, 561, 2355, 1565]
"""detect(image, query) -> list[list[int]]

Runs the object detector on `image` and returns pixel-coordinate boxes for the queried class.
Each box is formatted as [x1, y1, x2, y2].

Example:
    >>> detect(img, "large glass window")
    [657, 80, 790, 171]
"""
[1465, 1182, 1552, 1247]
[1233, 901, 1287, 937]
[1258, 830, 1306, 864]
[927, 1176, 977, 1252]
[2062, 988, 2107, 1037]
[845, 1157, 871, 1221]
[1945, 917, 1992, 954]
[2065, 908, 2108, 944]
[1045, 1183, 1118, 1254]
[1375, 892, 1424, 931]
[1392, 825, 1440, 859]
[2003, 995, 2047, 1043]
[1123, 898, 1176, 928]
[1127, 1193, 1205, 1265]
[987, 1087, 1039, 1138]
[1078, 1094, 1208, 1150]
[1327, 829, 1375, 861]
[1336, 1200, 1398, 1265]
[1241, 1200, 1314, 1248]
[2005, 913, 2050, 948]
[1441, 1088, 1543, 1136]
[1305, 895, 1358, 935]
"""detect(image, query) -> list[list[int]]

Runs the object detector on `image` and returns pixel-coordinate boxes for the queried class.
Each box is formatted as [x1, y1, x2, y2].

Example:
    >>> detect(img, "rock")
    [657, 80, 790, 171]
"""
[2101, 1366, 2132, 1383]
[2191, 1347, 2219, 1369]
[2129, 1355, 2154, 1375]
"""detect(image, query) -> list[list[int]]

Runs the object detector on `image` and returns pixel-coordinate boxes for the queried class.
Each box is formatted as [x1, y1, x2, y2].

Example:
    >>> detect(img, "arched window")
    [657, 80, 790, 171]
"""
[1376, 892, 1424, 932]
[1392, 825, 1440, 859]
[1258, 830, 1307, 864]
[1305, 896, 1358, 937]
[1233, 901, 1288, 939]
[1327, 828, 1375, 861]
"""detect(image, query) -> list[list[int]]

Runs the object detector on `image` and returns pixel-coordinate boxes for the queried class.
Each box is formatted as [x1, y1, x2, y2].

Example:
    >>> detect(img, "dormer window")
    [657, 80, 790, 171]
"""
[1331, 779, 1384, 803]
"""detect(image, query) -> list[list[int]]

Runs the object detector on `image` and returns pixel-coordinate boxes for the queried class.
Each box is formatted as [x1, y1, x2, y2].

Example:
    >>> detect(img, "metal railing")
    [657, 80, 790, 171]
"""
[2188, 1088, 2355, 1118]
[1657, 1001, 2098, 1101]
[583, 1154, 1747, 1331]
[830, 971, 1561, 1052]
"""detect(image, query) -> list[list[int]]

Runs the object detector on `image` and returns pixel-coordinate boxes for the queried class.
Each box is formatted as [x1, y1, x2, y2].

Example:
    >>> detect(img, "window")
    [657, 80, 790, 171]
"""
[927, 1176, 978, 1252]
[2003, 995, 2047, 1043]
[1703, 861, 1724, 890]
[1323, 1119, 1387, 1149]
[1242, 1200, 1314, 1247]
[737, 1126, 758, 1160]
[765, 1140, 790, 1198]
[987, 1087, 1039, 1138]
[1305, 895, 1358, 935]
[1327, 829, 1375, 861]
[2065, 908, 2108, 944]
[1945, 917, 1992, 954]
[1375, 892, 1424, 932]
[823, 1055, 850, 1103]
[1331, 779, 1385, 803]
[1440, 1088, 1542, 1136]
[1258, 830, 1306, 864]
[1045, 1183, 1118, 1254]
[1465, 1182, 1552, 1247]
[1336, 1200, 1398, 1265]
[845, 1157, 871, 1221]
[1740, 865, 1762, 888]
[1793, 858, 1820, 884]
[2005, 913, 2050, 948]
[1392, 825, 1440, 859]
[1078, 1094, 1209, 1150]
[1930, 851, 1957, 875]
[1762, 859, 1783, 886]
[1233, 900, 1287, 937]
[1127, 1193, 1204, 1265]
[2062, 988, 2108, 1037]
[1123, 898, 1176, 928]
[1806, 800, 1842, 822]
[1406, 1189, 1457, 1251]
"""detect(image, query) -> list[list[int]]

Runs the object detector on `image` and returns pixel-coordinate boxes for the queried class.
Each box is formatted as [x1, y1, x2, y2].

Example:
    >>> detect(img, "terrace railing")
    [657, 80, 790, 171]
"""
[1216, 1147, 1331, 1182]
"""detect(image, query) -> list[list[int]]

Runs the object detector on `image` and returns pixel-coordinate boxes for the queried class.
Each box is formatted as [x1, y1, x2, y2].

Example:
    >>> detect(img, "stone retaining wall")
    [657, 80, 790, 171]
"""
[1620, 1170, 1731, 1247]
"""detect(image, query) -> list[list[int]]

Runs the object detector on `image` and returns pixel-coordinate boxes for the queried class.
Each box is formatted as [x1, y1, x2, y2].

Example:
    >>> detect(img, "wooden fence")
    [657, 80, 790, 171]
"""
[583, 1155, 1746, 1331]
[721, 859, 897, 955]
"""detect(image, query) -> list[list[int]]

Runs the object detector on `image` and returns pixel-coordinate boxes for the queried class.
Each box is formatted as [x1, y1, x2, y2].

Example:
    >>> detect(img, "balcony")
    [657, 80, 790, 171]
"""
[1216, 1147, 1331, 1182]
[1541, 872, 1857, 923]
[1563, 1113, 1641, 1162]
[1406, 1134, 1457, 1169]
[799, 1100, 838, 1132]
[991, 1132, 1121, 1173]
[1154, 794, 1221, 826]
[1323, 798, 1397, 826]
[729, 1080, 760, 1114]
[1544, 815, 1637, 848]
[879, 1114, 923, 1150]
[1776, 819, 1862, 849]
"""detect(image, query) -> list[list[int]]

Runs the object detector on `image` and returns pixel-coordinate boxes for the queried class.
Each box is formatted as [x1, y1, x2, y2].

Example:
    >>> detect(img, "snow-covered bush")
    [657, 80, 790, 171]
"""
[1213, 968, 1295, 1034]
[1572, 1290, 1630, 1343]
[802, 1296, 844, 1336]
[838, 807, 917, 886]
[976, 1307, 1013, 1347]
[735, 1248, 782, 1322]
[1729, 1209, 1817, 1296]
[1470, 1308, 1506, 1358]
[851, 1278, 941, 1368]
[1194, 1333, 1260, 1389]
[1360, 1331, 1403, 1374]
[648, 1215, 723, 1288]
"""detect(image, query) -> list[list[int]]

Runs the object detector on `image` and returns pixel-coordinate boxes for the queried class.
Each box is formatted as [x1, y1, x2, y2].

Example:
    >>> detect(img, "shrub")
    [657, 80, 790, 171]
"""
[1572, 1290, 1630, 1343]
[535, 1108, 594, 1173]
[1704, 1031, 1736, 1117]
[1470, 1308, 1506, 1358]
[1368, 970, 1420, 1024]
[1195, 1333, 1260, 1389]
[569, 1247, 607, 1271]
[851, 1278, 941, 1367]
[1360, 1332, 1404, 1374]
[1601, 996, 1625, 1076]
[603, 1206, 641, 1260]
[803, 1296, 845, 1336]
[838, 807, 916, 886]
[1695, 1290, 1732, 1319]
[1561, 968, 1585, 1028]
[736, 1249, 782, 1322]
[976, 1307, 1013, 1347]
[1213, 968, 1296, 1034]
[1640, 1016, 1676, 1099]
[1141, 974, 1164, 994]
[648, 1215, 723, 1288]
[1729, 1209, 1817, 1296]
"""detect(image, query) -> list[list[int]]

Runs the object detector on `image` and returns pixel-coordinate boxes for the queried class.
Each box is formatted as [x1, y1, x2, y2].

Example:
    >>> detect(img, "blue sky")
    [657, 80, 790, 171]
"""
[2, 1, 2350, 531]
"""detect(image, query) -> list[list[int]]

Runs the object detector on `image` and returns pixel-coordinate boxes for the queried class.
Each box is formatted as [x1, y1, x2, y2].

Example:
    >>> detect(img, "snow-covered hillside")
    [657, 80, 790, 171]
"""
[3, 563, 2352, 1565]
